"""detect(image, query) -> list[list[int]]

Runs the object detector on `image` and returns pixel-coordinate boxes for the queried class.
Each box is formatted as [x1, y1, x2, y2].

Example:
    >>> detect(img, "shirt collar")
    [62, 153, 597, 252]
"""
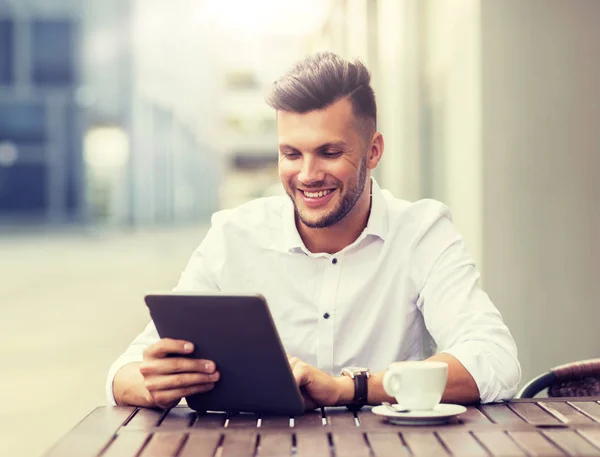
[281, 178, 388, 254]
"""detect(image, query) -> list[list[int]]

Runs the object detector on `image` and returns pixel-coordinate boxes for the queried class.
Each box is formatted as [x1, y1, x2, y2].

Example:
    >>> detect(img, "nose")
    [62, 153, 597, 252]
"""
[297, 155, 325, 185]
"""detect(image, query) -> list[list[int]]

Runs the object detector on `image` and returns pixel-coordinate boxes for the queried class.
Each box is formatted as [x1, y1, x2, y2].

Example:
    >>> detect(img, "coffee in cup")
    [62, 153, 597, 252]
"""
[382, 361, 448, 410]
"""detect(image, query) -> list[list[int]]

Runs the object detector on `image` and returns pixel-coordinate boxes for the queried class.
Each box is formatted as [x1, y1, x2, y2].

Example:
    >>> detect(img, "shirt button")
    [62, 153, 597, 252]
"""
[323, 312, 330, 319]
[332, 258, 338, 264]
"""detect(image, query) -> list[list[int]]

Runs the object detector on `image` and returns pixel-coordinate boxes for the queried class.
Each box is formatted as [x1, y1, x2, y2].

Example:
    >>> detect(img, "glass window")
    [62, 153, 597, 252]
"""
[0, 19, 13, 85]
[32, 20, 75, 86]
[0, 102, 46, 145]
[0, 163, 47, 213]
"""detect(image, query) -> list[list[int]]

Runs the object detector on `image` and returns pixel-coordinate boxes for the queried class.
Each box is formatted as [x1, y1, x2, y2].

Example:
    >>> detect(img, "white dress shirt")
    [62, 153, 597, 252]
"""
[106, 180, 521, 405]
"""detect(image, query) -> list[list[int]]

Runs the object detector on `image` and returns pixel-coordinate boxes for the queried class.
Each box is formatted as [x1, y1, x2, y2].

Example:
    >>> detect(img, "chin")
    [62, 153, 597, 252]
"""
[297, 211, 326, 228]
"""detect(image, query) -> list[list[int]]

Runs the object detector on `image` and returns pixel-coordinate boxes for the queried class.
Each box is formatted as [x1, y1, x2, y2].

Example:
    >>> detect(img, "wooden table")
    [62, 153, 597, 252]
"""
[43, 397, 600, 456]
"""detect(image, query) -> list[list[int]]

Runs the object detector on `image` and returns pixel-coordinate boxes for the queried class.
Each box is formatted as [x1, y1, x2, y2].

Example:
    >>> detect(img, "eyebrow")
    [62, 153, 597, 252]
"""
[279, 141, 348, 152]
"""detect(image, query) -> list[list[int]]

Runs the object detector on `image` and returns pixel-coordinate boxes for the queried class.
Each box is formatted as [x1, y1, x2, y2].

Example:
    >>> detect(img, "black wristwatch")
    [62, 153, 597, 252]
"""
[340, 366, 370, 411]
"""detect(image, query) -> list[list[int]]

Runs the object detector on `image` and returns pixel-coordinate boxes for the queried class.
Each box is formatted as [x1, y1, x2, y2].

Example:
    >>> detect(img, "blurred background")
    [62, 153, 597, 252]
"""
[0, 0, 599, 455]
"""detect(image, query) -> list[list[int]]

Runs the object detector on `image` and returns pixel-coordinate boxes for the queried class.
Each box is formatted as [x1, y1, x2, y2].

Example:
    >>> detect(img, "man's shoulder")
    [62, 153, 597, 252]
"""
[210, 196, 289, 232]
[382, 192, 453, 238]
[383, 191, 451, 223]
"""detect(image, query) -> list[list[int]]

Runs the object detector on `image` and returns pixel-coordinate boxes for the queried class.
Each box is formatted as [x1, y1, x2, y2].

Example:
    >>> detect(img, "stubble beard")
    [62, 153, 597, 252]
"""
[287, 155, 368, 229]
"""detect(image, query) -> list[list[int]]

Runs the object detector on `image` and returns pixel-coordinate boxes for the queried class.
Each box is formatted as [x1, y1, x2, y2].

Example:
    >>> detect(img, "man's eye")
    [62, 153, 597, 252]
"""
[281, 152, 300, 159]
[323, 151, 342, 158]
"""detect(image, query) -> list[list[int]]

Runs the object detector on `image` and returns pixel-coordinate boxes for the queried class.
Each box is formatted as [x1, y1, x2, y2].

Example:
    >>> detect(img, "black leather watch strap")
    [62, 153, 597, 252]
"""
[347, 371, 369, 411]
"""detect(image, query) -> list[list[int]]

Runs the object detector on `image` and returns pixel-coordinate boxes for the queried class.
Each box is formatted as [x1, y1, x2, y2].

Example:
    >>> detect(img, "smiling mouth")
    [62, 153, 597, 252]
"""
[301, 189, 334, 199]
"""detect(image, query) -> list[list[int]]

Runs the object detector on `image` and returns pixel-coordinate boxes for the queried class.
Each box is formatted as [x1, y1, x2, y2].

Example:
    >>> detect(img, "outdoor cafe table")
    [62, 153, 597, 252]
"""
[43, 397, 600, 456]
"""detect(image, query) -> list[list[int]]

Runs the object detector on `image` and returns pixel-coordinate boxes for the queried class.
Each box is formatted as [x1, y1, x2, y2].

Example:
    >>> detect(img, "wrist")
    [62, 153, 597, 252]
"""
[114, 362, 155, 407]
[334, 375, 355, 406]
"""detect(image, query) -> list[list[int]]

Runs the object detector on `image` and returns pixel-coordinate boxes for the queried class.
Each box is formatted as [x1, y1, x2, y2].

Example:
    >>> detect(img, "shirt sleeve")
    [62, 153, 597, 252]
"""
[414, 204, 521, 403]
[105, 216, 228, 405]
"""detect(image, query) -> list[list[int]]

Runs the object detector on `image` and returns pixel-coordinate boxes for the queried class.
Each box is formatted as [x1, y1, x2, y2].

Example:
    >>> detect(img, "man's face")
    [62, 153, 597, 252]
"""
[277, 98, 372, 229]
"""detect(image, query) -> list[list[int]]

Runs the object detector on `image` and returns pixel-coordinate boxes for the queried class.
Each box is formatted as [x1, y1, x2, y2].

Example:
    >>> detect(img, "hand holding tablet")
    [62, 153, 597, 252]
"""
[138, 338, 220, 409]
[144, 292, 305, 415]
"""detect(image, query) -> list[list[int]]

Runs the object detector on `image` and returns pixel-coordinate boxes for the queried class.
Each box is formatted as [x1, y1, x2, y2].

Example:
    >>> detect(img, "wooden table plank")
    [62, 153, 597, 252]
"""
[43, 433, 115, 457]
[124, 408, 165, 430]
[293, 410, 325, 428]
[295, 431, 331, 457]
[179, 431, 222, 457]
[332, 432, 371, 456]
[77, 407, 136, 433]
[326, 407, 359, 429]
[543, 429, 600, 456]
[479, 404, 526, 425]
[159, 407, 195, 429]
[366, 432, 407, 457]
[221, 431, 257, 457]
[42, 407, 136, 457]
[460, 406, 494, 425]
[101, 432, 150, 457]
[511, 397, 600, 403]
[570, 401, 600, 422]
[508, 431, 566, 456]
[473, 431, 527, 456]
[539, 402, 595, 424]
[356, 409, 402, 430]
[260, 415, 292, 430]
[256, 431, 292, 456]
[579, 429, 600, 449]
[509, 403, 562, 426]
[227, 413, 259, 429]
[438, 431, 490, 456]
[193, 412, 227, 429]
[139, 431, 186, 457]
[402, 432, 451, 456]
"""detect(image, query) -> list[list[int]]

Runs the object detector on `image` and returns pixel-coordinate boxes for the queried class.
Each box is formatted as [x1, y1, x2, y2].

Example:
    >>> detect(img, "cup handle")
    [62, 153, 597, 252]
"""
[383, 370, 401, 397]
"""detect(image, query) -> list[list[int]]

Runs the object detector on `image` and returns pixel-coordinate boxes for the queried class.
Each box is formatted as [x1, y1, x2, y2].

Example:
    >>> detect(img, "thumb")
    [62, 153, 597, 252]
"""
[292, 362, 309, 387]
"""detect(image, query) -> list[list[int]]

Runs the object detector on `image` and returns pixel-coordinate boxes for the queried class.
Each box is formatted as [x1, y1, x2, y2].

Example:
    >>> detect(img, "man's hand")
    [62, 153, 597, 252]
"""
[288, 356, 350, 410]
[139, 338, 220, 409]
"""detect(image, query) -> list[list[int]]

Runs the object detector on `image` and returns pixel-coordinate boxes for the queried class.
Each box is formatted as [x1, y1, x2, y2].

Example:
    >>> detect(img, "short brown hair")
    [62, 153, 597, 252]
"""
[266, 52, 376, 133]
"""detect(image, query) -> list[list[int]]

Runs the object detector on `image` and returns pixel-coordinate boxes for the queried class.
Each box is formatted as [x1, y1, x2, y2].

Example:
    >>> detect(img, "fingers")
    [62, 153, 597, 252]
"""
[301, 391, 318, 411]
[140, 357, 216, 376]
[288, 356, 301, 370]
[144, 339, 194, 359]
[145, 372, 220, 392]
[140, 339, 220, 410]
[151, 384, 216, 409]
[289, 357, 310, 387]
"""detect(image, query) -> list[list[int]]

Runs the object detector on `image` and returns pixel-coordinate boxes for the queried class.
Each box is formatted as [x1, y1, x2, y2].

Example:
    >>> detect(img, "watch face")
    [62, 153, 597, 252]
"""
[341, 366, 370, 376]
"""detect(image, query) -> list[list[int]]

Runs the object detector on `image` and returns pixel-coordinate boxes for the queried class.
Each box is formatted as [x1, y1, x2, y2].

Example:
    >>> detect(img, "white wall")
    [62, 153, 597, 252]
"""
[376, 0, 422, 201]
[481, 0, 600, 384]
[423, 0, 483, 266]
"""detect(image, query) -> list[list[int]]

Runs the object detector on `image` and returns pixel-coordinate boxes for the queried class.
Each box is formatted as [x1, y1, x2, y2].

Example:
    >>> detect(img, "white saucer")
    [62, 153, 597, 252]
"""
[371, 403, 467, 425]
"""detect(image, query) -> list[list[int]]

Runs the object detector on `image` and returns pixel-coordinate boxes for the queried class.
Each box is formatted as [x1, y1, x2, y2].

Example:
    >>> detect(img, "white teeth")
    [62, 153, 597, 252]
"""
[303, 189, 332, 198]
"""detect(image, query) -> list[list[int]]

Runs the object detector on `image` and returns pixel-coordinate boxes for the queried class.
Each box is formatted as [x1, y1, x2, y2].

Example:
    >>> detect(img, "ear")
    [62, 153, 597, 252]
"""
[366, 132, 384, 170]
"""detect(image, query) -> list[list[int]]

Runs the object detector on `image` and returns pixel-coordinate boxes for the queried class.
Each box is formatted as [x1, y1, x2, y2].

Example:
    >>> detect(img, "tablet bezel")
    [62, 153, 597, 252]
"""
[144, 292, 305, 416]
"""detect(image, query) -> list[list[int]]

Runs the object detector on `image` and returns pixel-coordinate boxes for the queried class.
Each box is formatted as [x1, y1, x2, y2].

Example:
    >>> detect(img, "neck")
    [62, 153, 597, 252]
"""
[297, 182, 372, 254]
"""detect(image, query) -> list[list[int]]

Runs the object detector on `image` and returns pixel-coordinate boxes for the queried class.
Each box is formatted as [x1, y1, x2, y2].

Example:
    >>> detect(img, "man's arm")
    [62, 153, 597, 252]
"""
[290, 352, 479, 410]
[107, 219, 227, 406]
[113, 340, 219, 409]
[333, 353, 479, 406]
[412, 206, 521, 403]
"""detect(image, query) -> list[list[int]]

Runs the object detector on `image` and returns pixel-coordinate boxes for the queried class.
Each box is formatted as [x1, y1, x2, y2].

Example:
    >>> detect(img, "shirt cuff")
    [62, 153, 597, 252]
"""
[441, 344, 519, 403]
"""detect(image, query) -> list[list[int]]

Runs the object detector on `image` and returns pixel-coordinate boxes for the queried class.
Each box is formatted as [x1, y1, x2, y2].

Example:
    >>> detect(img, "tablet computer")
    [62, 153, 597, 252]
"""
[144, 292, 305, 416]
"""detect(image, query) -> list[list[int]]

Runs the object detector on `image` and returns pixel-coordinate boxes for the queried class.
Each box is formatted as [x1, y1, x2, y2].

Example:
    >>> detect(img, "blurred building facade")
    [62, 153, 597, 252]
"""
[0, 0, 84, 225]
[0, 0, 220, 227]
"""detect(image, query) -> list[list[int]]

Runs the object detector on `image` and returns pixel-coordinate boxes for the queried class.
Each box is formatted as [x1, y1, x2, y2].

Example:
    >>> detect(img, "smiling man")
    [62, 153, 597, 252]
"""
[107, 52, 521, 410]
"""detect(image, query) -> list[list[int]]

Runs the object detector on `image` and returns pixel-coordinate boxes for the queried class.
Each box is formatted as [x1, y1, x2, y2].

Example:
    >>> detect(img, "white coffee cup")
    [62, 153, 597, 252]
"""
[382, 361, 448, 411]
